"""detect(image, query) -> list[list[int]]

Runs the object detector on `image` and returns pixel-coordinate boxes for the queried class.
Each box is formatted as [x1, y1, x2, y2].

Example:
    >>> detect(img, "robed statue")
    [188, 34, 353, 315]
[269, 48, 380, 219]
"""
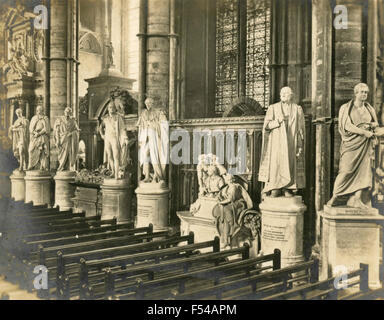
[8, 108, 29, 171]
[328, 83, 384, 209]
[212, 174, 254, 248]
[28, 106, 50, 171]
[259, 87, 306, 197]
[137, 96, 169, 183]
[99, 102, 130, 179]
[54, 107, 80, 171]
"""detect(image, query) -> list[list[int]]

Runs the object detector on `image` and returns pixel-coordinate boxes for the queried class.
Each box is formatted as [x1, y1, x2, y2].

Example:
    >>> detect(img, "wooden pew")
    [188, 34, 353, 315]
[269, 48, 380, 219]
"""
[0, 224, 156, 291]
[20, 224, 154, 252]
[19, 221, 135, 242]
[20, 232, 190, 298]
[59, 233, 221, 300]
[171, 258, 318, 300]
[87, 243, 250, 300]
[113, 249, 282, 300]
[262, 263, 369, 300]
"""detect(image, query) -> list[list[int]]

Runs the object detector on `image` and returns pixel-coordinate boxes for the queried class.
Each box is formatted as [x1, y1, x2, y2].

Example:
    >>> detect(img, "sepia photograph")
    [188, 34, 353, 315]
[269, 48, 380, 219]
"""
[0, 0, 383, 304]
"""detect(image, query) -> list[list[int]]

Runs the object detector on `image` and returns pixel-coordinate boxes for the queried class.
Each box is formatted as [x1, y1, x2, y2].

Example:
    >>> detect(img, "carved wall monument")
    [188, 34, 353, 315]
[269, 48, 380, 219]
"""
[178, 154, 261, 252]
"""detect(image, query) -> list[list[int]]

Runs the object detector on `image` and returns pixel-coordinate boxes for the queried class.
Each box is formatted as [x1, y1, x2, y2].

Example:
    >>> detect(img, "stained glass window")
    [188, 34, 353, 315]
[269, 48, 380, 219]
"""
[246, 0, 270, 109]
[215, 0, 238, 115]
[215, 0, 271, 115]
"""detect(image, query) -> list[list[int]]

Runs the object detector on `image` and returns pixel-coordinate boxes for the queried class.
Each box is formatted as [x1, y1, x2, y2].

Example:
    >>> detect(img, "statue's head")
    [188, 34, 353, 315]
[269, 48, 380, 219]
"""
[207, 165, 218, 176]
[64, 107, 72, 118]
[107, 102, 117, 115]
[15, 108, 23, 118]
[224, 174, 235, 184]
[280, 87, 293, 103]
[36, 105, 44, 115]
[354, 83, 369, 102]
[144, 97, 156, 110]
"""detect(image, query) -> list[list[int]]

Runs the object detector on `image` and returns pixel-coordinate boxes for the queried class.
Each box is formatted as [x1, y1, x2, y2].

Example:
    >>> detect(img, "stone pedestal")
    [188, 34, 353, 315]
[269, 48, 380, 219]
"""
[260, 196, 306, 267]
[178, 211, 218, 243]
[135, 182, 170, 231]
[321, 205, 384, 289]
[177, 198, 260, 257]
[53, 171, 76, 211]
[10, 170, 26, 201]
[24, 171, 52, 206]
[71, 182, 102, 217]
[101, 178, 132, 224]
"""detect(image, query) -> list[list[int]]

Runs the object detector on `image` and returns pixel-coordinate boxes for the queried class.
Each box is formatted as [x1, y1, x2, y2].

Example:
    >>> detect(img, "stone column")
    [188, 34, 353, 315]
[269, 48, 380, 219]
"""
[53, 171, 76, 211]
[49, 0, 78, 169]
[135, 0, 172, 231]
[311, 0, 333, 255]
[10, 170, 25, 201]
[25, 171, 52, 206]
[146, 0, 170, 103]
[260, 196, 306, 267]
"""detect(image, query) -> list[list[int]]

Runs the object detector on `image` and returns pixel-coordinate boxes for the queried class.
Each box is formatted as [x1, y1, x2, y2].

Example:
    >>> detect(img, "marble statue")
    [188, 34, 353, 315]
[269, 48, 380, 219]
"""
[105, 41, 114, 68]
[197, 153, 227, 196]
[189, 153, 260, 249]
[327, 83, 384, 209]
[137, 97, 169, 183]
[53, 107, 80, 171]
[28, 105, 50, 171]
[99, 102, 130, 179]
[8, 108, 29, 171]
[259, 86, 306, 197]
[212, 174, 253, 248]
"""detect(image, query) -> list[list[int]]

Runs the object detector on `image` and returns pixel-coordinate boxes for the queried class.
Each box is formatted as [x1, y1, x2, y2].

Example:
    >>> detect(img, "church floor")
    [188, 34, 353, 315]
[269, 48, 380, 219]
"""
[0, 275, 40, 300]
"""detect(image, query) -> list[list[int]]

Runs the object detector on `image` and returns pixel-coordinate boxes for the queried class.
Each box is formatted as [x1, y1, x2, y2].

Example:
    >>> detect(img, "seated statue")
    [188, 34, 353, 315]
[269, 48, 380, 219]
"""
[212, 174, 253, 248]
[190, 154, 261, 249]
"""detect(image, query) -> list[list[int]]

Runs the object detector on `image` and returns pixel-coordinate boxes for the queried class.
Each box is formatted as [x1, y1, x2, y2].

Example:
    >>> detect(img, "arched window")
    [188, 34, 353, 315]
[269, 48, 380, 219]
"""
[215, 0, 271, 115]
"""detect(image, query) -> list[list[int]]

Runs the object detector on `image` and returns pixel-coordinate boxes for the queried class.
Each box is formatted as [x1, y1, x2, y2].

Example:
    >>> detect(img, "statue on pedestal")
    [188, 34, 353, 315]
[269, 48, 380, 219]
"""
[137, 96, 169, 184]
[9, 108, 29, 171]
[327, 83, 384, 209]
[259, 86, 306, 197]
[54, 107, 80, 171]
[28, 106, 50, 171]
[99, 102, 130, 179]
[105, 41, 114, 68]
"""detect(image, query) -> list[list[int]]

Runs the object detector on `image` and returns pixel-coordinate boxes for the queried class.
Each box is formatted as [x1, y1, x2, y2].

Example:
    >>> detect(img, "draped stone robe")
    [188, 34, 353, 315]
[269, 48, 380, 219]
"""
[9, 116, 29, 167]
[332, 100, 377, 197]
[258, 102, 306, 193]
[137, 108, 169, 181]
[54, 116, 79, 171]
[28, 115, 50, 171]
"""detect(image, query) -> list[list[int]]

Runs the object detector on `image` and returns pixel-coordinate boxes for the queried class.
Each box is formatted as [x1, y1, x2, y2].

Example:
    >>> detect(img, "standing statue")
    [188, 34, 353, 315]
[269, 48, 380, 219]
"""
[54, 107, 80, 171]
[99, 102, 129, 179]
[137, 97, 169, 183]
[327, 83, 384, 209]
[8, 108, 29, 171]
[212, 174, 253, 248]
[259, 87, 306, 197]
[28, 105, 50, 171]
[105, 41, 114, 68]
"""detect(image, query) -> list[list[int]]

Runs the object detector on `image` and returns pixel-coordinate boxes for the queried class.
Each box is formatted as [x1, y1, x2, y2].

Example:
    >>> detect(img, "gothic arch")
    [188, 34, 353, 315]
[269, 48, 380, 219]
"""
[79, 32, 102, 55]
